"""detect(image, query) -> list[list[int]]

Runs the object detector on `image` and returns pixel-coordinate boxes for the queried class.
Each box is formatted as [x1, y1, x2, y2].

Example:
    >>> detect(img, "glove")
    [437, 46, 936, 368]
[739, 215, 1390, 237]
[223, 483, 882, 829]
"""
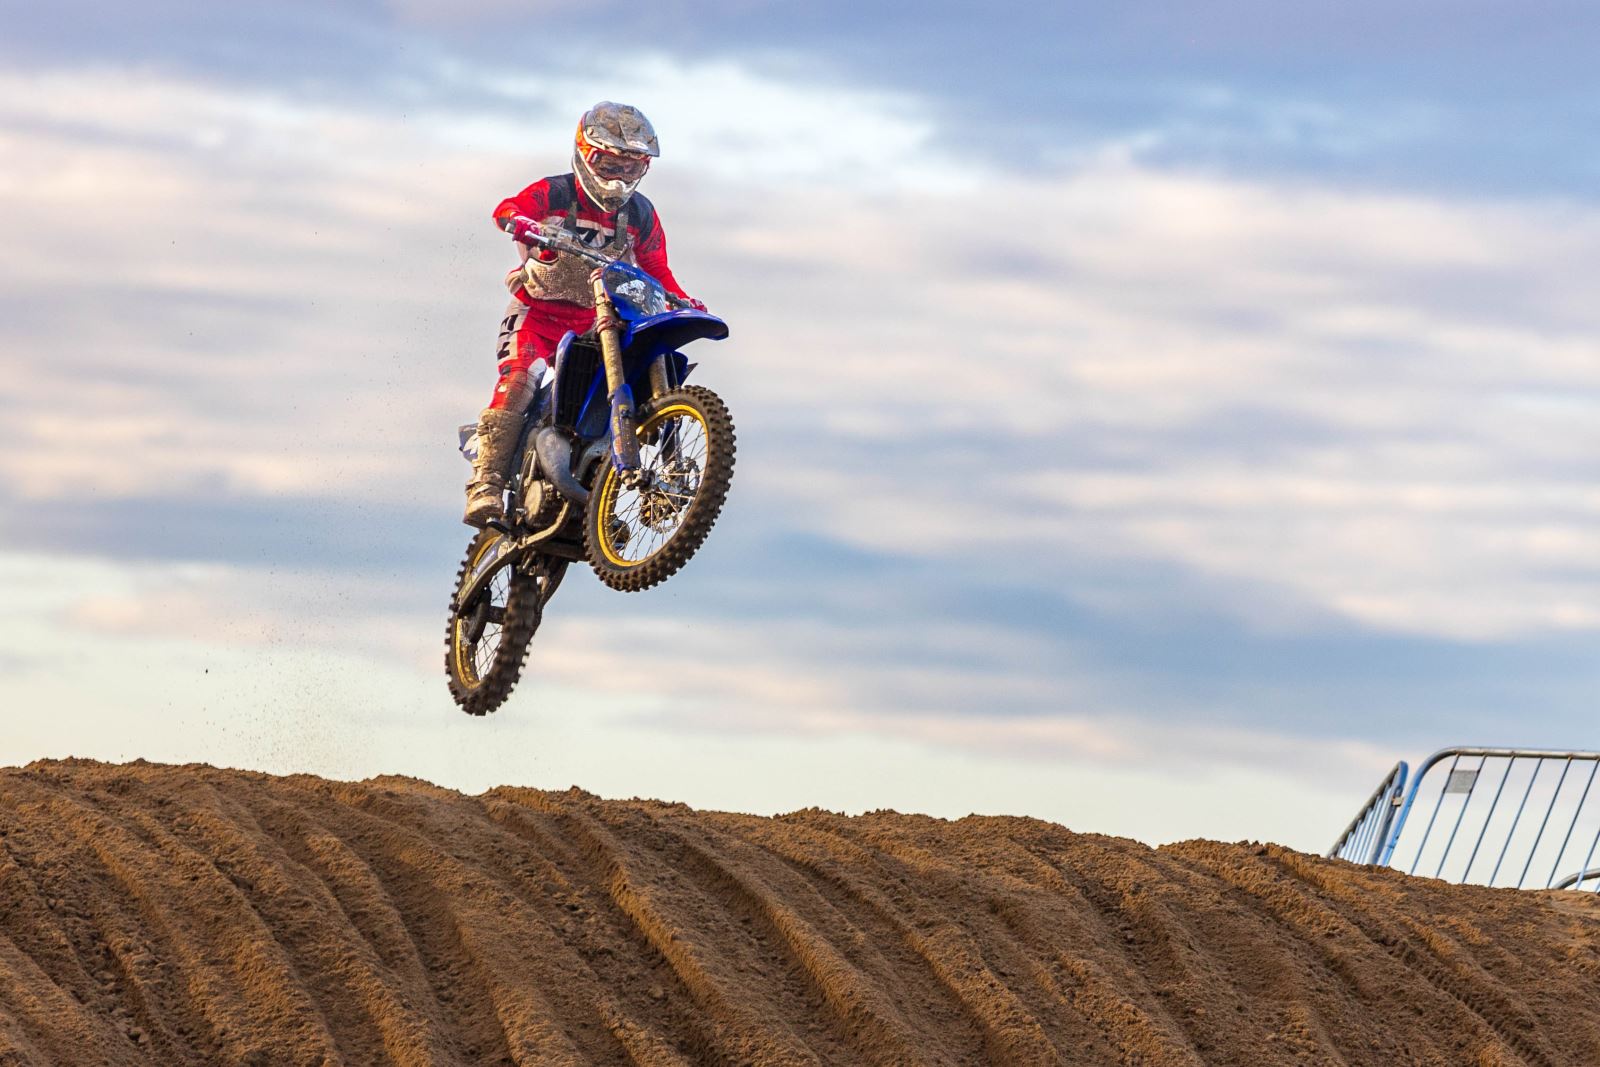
[506, 215, 543, 245]
[682, 296, 707, 312]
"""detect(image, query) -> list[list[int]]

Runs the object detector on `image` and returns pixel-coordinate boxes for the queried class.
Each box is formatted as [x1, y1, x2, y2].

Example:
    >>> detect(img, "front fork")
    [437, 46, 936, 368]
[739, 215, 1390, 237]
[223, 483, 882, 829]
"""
[592, 274, 642, 482]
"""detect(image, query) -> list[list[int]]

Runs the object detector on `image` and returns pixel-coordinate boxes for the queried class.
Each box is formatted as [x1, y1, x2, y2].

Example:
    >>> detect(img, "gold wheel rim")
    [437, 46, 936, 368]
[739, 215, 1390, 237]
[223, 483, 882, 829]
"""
[594, 403, 709, 569]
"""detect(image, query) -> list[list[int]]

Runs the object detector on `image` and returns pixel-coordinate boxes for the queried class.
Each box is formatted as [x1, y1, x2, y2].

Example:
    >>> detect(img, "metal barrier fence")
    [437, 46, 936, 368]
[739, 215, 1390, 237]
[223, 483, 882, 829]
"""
[1327, 761, 1407, 865]
[1553, 868, 1600, 891]
[1334, 748, 1600, 891]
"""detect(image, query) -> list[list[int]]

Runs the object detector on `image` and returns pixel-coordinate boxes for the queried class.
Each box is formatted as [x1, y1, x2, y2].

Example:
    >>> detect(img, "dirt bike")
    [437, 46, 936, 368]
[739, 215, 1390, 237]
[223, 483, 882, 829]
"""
[445, 231, 735, 715]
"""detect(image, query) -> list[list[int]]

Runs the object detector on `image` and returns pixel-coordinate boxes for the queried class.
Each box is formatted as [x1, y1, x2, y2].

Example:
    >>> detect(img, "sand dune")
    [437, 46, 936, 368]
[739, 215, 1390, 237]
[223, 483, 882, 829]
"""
[1, 760, 1597, 1065]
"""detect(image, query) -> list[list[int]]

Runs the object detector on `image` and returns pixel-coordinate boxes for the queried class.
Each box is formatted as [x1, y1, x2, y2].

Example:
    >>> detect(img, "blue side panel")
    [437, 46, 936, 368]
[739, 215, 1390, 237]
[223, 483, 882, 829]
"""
[554, 329, 579, 359]
[547, 329, 579, 421]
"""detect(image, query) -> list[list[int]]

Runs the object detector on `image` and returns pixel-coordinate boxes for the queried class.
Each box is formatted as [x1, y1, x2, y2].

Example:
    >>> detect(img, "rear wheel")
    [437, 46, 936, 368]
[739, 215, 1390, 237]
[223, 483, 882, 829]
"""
[445, 530, 563, 715]
[584, 385, 736, 592]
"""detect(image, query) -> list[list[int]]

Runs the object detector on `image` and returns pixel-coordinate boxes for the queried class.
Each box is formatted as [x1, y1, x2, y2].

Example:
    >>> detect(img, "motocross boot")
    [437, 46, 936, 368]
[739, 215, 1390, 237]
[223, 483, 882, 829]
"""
[462, 407, 523, 528]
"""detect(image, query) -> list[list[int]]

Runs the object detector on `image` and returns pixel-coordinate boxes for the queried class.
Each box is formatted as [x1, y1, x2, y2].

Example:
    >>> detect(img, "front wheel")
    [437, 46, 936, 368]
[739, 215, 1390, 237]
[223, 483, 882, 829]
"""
[584, 385, 736, 592]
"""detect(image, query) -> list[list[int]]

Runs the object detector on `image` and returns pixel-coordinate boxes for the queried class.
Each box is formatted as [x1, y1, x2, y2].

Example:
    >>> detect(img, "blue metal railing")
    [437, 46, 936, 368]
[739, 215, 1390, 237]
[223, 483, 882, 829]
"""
[1553, 868, 1600, 891]
[1327, 761, 1407, 865]
[1335, 747, 1600, 890]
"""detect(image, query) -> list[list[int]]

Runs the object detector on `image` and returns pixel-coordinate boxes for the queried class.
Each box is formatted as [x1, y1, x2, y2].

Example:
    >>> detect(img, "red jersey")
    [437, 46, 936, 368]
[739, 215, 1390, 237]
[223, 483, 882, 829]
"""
[494, 172, 687, 330]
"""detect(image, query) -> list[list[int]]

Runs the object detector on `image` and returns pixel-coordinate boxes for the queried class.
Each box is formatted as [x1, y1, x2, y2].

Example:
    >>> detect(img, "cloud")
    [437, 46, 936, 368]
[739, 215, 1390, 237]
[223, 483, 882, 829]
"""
[679, 160, 1600, 641]
[3, 56, 1599, 816]
[12, 0, 1600, 205]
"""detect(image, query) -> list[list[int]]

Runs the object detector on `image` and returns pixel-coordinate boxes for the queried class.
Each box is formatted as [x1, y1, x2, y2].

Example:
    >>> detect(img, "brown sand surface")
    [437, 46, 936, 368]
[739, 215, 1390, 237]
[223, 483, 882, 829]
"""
[1, 760, 1598, 1066]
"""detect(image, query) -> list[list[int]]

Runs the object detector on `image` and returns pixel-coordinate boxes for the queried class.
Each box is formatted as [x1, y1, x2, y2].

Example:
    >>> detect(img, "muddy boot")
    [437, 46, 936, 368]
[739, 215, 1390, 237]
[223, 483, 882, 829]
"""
[462, 407, 523, 528]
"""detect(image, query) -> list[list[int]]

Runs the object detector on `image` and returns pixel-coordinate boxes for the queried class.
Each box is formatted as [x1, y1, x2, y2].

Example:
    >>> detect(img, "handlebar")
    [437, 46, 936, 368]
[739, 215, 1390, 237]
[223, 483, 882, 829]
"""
[508, 223, 693, 310]
[524, 227, 609, 265]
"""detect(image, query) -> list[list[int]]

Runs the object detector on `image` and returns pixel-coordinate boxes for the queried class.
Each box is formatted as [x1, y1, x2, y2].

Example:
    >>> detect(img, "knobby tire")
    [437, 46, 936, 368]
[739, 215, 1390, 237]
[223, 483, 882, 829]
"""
[584, 385, 736, 592]
[445, 528, 543, 716]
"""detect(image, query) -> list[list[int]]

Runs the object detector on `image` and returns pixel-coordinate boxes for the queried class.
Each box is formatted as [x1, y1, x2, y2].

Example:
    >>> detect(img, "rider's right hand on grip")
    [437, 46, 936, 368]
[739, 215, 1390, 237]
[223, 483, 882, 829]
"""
[505, 215, 545, 245]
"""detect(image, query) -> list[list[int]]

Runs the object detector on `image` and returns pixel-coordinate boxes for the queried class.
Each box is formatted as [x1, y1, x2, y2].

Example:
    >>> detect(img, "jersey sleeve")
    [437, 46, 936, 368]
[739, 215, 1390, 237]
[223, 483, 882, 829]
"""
[493, 179, 553, 232]
[634, 207, 688, 299]
[494, 179, 559, 264]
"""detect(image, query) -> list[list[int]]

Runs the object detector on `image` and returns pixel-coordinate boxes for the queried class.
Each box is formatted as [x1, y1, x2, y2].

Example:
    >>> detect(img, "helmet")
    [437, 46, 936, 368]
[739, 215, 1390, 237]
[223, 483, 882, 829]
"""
[573, 101, 659, 211]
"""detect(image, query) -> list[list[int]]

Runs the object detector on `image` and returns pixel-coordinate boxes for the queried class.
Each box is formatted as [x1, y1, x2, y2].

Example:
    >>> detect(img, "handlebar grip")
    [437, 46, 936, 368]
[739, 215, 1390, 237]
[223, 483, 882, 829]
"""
[504, 217, 553, 247]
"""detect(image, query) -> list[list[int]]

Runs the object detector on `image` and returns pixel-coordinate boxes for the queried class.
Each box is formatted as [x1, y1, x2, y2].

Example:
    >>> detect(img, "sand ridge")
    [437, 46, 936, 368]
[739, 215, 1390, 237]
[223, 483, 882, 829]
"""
[1, 759, 1598, 1065]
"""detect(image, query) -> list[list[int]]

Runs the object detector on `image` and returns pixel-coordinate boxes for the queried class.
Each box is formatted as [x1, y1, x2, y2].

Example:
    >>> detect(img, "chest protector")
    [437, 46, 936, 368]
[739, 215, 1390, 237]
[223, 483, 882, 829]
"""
[517, 200, 636, 308]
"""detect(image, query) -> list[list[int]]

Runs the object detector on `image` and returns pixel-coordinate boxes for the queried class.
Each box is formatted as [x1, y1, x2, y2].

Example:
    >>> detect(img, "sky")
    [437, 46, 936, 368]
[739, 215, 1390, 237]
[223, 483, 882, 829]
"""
[2, 3, 1597, 851]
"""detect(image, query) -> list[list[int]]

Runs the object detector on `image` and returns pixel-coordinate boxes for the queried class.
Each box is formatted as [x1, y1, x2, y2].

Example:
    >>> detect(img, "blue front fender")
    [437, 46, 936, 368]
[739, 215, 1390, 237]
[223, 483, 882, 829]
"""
[622, 309, 729, 357]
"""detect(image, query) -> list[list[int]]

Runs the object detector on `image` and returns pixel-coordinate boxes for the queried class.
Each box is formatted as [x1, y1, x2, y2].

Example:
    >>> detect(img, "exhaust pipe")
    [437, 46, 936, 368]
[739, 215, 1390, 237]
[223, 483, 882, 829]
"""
[534, 426, 590, 506]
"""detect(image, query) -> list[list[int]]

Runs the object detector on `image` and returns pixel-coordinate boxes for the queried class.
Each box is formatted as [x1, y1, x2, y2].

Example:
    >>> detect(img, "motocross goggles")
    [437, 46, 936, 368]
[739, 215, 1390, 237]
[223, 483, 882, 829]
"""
[577, 120, 653, 180]
[582, 143, 651, 182]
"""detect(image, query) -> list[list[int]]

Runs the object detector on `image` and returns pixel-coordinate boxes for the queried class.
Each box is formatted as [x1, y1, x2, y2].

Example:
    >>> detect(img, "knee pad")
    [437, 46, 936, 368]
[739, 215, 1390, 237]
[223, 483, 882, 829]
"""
[492, 369, 536, 414]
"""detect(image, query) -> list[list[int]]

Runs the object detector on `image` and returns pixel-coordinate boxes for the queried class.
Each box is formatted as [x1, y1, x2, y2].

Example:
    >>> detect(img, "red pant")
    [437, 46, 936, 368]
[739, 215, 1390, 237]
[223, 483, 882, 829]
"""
[488, 297, 596, 411]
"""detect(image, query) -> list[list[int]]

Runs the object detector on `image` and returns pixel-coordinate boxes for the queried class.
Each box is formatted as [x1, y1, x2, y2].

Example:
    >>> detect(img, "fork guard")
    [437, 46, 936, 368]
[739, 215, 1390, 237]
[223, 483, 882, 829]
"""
[609, 384, 641, 472]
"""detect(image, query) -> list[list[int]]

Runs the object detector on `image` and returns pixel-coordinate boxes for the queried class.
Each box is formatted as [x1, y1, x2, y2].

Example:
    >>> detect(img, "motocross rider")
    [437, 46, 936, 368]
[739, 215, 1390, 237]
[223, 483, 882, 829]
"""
[463, 101, 704, 527]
